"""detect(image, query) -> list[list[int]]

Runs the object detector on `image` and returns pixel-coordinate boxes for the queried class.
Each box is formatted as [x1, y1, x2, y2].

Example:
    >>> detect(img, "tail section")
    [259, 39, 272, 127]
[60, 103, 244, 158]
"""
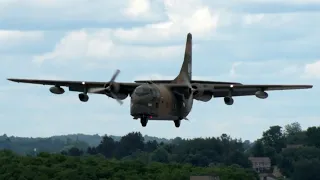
[172, 33, 192, 84]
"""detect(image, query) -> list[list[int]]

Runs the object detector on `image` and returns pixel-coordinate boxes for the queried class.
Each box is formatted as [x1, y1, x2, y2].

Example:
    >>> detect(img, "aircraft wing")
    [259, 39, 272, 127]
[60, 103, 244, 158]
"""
[7, 78, 141, 94]
[135, 80, 242, 85]
[209, 84, 313, 97]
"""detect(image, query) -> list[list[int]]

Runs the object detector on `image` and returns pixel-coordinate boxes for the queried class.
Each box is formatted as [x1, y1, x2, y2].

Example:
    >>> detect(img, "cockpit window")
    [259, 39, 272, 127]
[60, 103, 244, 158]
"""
[134, 84, 160, 97]
[135, 86, 151, 96]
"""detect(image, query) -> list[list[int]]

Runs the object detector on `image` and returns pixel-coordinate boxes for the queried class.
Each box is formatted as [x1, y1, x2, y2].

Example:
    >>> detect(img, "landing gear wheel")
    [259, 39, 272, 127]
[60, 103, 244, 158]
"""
[174, 120, 181, 128]
[140, 117, 148, 127]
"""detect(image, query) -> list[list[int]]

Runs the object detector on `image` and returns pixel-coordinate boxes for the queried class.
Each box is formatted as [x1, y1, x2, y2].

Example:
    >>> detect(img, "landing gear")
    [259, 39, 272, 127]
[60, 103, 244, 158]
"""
[140, 116, 148, 127]
[174, 120, 181, 128]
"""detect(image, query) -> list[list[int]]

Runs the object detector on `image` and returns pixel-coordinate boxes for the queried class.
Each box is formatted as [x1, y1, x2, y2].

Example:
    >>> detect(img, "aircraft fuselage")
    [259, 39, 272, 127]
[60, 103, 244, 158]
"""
[130, 83, 193, 127]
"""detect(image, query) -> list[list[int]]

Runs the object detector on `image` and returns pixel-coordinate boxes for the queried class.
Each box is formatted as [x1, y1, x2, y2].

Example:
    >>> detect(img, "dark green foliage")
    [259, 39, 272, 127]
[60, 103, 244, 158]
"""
[261, 125, 286, 153]
[87, 132, 252, 169]
[247, 123, 320, 179]
[0, 133, 172, 156]
[0, 150, 258, 180]
[306, 126, 320, 148]
[292, 158, 320, 180]
[2, 122, 320, 179]
[0, 134, 89, 155]
[277, 145, 320, 177]
[52, 134, 171, 146]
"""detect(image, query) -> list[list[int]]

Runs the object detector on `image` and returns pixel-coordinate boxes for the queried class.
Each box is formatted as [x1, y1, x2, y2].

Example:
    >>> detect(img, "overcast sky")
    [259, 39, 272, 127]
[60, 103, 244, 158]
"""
[0, 0, 319, 141]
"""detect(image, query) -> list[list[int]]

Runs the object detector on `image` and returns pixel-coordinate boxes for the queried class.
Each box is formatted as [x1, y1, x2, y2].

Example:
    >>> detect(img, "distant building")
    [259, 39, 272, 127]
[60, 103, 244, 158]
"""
[248, 157, 271, 173]
[249, 157, 284, 180]
[190, 175, 220, 180]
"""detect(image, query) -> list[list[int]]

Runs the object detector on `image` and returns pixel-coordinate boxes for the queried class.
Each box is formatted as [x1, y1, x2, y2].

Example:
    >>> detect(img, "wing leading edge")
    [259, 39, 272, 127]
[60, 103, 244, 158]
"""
[6, 78, 190, 95]
[207, 84, 313, 97]
[7, 78, 313, 98]
[135, 80, 242, 85]
[7, 78, 141, 94]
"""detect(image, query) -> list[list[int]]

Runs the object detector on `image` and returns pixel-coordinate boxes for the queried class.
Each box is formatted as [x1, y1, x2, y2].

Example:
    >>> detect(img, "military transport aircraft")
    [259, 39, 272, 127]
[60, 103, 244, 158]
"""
[7, 33, 313, 128]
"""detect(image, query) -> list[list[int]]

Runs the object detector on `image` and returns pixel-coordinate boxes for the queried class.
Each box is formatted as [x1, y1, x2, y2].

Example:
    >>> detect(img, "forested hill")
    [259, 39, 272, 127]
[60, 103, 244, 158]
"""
[1, 122, 320, 179]
[0, 133, 173, 154]
[50, 133, 172, 146]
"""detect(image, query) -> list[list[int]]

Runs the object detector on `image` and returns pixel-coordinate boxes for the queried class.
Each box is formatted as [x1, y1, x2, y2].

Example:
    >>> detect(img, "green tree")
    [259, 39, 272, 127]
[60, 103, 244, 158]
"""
[278, 146, 320, 177]
[292, 158, 320, 180]
[94, 135, 116, 158]
[251, 140, 265, 157]
[151, 147, 169, 163]
[306, 126, 320, 147]
[261, 126, 285, 153]
[284, 122, 302, 136]
[0, 149, 259, 180]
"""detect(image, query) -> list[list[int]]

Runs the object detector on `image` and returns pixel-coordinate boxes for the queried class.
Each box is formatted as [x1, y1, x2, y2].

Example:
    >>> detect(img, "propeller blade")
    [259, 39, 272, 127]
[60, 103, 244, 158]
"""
[84, 69, 123, 105]
[116, 99, 123, 105]
[110, 69, 120, 83]
[89, 87, 106, 93]
[104, 69, 120, 88]
[110, 91, 123, 105]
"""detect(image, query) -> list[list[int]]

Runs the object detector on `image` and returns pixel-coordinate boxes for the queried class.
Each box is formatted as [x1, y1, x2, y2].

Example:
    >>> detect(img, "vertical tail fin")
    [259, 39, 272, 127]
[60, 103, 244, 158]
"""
[172, 33, 192, 84]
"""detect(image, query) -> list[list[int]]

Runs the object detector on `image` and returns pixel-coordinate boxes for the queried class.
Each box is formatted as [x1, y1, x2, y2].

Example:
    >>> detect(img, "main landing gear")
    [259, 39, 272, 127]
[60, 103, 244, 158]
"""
[174, 120, 181, 128]
[140, 116, 148, 127]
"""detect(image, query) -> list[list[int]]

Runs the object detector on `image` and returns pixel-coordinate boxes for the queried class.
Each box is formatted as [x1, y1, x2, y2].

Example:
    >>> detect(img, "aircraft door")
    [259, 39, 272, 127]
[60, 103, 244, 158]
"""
[157, 87, 173, 116]
[158, 96, 166, 116]
[151, 85, 161, 116]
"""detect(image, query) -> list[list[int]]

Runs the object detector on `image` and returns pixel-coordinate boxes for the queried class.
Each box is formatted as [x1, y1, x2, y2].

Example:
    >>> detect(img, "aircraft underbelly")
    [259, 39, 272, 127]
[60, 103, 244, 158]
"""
[148, 115, 179, 121]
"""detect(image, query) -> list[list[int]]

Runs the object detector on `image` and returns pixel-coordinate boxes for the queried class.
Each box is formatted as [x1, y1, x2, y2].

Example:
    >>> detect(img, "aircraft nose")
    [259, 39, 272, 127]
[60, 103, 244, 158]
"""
[130, 93, 155, 117]
[130, 96, 153, 116]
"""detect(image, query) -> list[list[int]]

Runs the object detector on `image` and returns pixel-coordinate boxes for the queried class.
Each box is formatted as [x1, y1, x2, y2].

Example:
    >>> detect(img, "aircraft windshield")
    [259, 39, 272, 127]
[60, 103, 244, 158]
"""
[135, 86, 152, 96]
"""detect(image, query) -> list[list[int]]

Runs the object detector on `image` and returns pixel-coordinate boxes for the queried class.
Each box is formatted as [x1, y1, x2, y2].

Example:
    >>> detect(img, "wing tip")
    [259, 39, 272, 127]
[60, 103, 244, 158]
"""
[7, 78, 21, 83]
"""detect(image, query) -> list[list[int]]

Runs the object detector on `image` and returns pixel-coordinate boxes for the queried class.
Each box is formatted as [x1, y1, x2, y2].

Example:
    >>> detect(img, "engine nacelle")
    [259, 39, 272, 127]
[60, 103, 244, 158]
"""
[49, 86, 65, 94]
[106, 92, 128, 100]
[191, 83, 213, 102]
[108, 83, 120, 93]
[194, 94, 212, 102]
[255, 91, 268, 99]
[224, 97, 234, 105]
[79, 93, 89, 102]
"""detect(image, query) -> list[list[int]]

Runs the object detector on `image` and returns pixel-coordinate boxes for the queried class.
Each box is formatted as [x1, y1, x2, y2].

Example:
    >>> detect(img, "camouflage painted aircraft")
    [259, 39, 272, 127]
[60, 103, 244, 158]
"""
[7, 33, 313, 128]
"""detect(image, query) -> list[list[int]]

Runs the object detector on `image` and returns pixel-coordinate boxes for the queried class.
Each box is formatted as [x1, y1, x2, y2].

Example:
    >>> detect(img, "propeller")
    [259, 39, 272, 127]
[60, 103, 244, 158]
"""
[91, 69, 123, 105]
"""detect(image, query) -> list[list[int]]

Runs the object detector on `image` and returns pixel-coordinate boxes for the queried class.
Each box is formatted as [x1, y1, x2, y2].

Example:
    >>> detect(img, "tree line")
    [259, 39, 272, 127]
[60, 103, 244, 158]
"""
[249, 122, 320, 180]
[0, 133, 171, 155]
[1, 122, 320, 179]
[0, 150, 258, 180]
